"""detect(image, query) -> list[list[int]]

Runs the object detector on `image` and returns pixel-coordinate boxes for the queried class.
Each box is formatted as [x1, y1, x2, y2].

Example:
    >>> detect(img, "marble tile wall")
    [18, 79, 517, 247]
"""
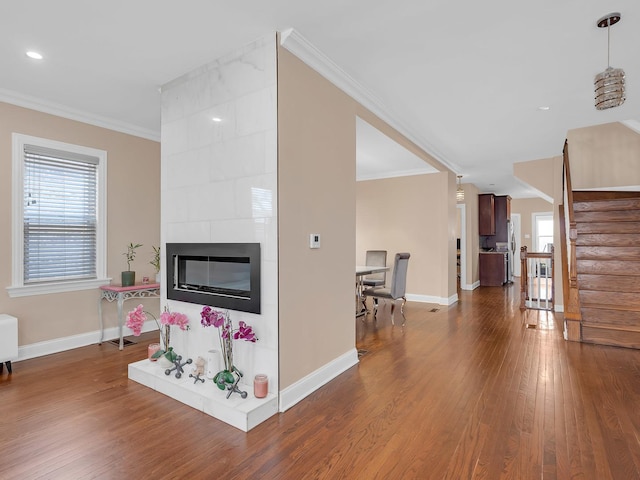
[160, 34, 278, 398]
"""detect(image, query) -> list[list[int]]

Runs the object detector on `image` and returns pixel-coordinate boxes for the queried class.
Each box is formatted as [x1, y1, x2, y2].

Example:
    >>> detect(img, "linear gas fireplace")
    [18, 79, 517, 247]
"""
[166, 243, 260, 314]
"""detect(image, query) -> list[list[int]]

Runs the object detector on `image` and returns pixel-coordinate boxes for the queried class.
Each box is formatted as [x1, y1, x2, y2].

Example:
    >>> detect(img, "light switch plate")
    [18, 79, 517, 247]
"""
[309, 234, 321, 249]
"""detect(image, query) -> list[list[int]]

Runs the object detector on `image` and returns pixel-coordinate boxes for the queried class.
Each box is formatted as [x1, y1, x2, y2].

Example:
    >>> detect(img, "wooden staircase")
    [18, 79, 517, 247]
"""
[573, 191, 640, 349]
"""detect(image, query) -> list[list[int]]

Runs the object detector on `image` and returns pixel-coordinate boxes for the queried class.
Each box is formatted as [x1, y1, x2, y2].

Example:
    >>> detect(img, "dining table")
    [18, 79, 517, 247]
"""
[355, 265, 390, 317]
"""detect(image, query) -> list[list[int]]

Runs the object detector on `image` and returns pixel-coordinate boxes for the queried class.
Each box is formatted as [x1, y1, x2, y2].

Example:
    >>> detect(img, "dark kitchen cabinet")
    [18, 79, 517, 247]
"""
[479, 252, 507, 286]
[478, 194, 495, 235]
[493, 195, 511, 243]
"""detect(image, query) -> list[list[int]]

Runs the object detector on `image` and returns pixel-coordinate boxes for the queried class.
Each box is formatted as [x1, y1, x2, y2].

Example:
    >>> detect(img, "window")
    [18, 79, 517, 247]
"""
[8, 134, 108, 297]
[533, 213, 554, 252]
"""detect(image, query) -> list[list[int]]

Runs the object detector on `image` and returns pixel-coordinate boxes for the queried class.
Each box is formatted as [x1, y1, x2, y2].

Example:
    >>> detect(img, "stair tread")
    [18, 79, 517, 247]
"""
[578, 273, 640, 292]
[576, 246, 640, 261]
[581, 327, 640, 349]
[577, 222, 640, 234]
[576, 259, 640, 276]
[573, 191, 640, 203]
[581, 323, 640, 333]
[576, 233, 640, 247]
[571, 193, 640, 349]
[575, 210, 640, 222]
[574, 196, 640, 211]
[581, 307, 640, 329]
[580, 302, 640, 312]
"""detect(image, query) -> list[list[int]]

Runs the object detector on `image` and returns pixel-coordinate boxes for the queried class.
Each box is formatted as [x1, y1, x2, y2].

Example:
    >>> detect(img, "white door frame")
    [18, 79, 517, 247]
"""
[511, 213, 521, 277]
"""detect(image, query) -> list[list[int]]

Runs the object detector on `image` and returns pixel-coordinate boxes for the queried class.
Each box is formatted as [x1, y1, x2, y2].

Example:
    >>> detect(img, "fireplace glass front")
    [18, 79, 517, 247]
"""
[167, 243, 260, 314]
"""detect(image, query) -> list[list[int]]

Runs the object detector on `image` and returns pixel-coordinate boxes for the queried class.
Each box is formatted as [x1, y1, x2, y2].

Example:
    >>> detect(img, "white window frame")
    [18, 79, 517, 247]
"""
[7, 133, 109, 297]
[532, 212, 554, 252]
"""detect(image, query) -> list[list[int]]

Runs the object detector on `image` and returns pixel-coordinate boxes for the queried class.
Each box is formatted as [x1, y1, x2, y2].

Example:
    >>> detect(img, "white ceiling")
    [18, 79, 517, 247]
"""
[356, 117, 438, 181]
[2, 1, 639, 198]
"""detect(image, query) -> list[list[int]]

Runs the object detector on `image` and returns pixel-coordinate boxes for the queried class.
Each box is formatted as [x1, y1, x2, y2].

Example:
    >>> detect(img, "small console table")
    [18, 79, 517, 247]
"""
[98, 283, 160, 350]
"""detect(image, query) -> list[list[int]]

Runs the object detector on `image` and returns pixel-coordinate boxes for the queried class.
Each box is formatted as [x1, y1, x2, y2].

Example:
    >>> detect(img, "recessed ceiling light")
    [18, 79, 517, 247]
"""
[537, 106, 550, 111]
[212, 117, 222, 122]
[26, 51, 43, 60]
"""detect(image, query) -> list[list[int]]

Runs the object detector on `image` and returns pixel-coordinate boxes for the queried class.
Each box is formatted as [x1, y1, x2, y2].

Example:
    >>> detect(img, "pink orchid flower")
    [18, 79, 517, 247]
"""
[125, 304, 146, 336]
[234, 321, 257, 342]
[160, 310, 190, 331]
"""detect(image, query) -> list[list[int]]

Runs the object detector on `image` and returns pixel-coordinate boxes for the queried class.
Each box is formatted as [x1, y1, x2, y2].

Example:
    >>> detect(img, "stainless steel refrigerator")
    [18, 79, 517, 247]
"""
[496, 220, 515, 283]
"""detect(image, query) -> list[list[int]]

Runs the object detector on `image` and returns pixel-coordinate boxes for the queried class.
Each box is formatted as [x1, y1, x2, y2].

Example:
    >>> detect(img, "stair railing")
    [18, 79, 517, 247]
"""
[520, 246, 554, 311]
[560, 140, 582, 340]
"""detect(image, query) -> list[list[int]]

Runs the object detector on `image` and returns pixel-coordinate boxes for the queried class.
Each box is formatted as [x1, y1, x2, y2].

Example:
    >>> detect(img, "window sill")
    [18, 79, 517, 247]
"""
[7, 278, 112, 298]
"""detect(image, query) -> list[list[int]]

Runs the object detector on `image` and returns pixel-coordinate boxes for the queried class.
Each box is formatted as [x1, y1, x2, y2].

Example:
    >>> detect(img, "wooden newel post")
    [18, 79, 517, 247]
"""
[520, 246, 528, 310]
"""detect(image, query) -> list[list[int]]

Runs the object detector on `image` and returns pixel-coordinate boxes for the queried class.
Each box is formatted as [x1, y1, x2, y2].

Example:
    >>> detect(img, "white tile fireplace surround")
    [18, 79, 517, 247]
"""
[128, 33, 279, 431]
[129, 359, 277, 432]
[127, 298, 279, 431]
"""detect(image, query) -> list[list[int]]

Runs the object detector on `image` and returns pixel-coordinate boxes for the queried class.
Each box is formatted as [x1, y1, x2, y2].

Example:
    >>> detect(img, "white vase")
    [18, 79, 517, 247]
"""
[158, 354, 173, 369]
[233, 340, 253, 384]
[206, 349, 220, 379]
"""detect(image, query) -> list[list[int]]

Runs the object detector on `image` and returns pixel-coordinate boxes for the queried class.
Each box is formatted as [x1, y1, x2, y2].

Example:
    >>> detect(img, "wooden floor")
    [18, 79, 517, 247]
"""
[2, 281, 640, 479]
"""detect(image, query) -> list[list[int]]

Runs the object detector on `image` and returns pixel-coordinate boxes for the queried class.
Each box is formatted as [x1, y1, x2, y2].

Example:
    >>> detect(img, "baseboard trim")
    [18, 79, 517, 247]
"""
[461, 281, 480, 291]
[16, 320, 159, 362]
[407, 293, 457, 306]
[279, 348, 359, 412]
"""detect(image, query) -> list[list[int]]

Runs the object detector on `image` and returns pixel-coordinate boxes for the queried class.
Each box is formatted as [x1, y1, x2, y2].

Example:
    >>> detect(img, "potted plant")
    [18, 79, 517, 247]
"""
[200, 307, 257, 399]
[150, 246, 161, 283]
[122, 242, 142, 286]
[126, 304, 189, 365]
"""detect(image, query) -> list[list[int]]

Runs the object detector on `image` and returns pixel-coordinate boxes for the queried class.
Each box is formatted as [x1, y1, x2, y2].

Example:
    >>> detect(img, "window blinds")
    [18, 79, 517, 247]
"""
[23, 144, 99, 283]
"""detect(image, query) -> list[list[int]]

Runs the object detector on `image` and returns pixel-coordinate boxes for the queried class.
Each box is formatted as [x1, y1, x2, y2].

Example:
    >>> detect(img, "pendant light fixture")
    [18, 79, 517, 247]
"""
[594, 12, 625, 110]
[456, 175, 464, 202]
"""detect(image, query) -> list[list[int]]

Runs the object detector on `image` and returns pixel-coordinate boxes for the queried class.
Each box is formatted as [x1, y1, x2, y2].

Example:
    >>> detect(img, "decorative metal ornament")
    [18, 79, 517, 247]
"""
[456, 175, 464, 202]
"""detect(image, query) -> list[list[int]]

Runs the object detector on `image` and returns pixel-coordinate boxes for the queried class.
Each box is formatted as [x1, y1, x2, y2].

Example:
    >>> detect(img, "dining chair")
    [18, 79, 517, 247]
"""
[362, 250, 387, 289]
[362, 252, 410, 325]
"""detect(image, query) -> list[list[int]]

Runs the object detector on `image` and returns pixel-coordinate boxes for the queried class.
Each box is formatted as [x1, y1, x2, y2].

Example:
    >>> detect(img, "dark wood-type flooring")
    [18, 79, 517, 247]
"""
[2, 281, 640, 479]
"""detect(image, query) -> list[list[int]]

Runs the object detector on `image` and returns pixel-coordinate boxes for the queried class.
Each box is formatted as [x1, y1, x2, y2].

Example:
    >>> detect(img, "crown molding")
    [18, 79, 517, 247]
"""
[0, 88, 160, 142]
[622, 119, 640, 135]
[279, 28, 458, 173]
[357, 167, 438, 182]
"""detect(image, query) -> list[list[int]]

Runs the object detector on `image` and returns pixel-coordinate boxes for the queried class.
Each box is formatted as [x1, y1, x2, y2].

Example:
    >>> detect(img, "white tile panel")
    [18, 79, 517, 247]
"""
[153, 33, 279, 431]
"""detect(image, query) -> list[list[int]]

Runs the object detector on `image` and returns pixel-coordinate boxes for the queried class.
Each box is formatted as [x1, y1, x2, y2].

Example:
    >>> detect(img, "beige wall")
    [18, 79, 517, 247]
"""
[277, 45, 457, 389]
[0, 102, 160, 346]
[459, 183, 480, 287]
[278, 48, 357, 389]
[567, 122, 640, 189]
[356, 171, 456, 302]
[514, 157, 556, 202]
[511, 197, 554, 251]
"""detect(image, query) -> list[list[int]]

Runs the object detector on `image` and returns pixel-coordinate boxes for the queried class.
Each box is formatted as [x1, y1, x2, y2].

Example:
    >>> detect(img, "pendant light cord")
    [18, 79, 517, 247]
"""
[607, 20, 611, 68]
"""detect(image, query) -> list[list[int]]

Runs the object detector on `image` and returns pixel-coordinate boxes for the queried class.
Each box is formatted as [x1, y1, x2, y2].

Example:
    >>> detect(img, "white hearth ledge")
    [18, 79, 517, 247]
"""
[128, 359, 278, 432]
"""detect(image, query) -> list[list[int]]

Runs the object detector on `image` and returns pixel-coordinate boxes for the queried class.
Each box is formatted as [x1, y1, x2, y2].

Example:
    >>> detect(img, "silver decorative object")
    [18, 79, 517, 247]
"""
[595, 13, 625, 110]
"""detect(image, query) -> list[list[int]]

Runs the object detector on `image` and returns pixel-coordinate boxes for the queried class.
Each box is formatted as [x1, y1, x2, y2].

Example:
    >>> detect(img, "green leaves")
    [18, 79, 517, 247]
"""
[123, 242, 143, 271]
[164, 347, 177, 363]
[213, 370, 236, 390]
[151, 349, 165, 359]
[150, 246, 160, 273]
